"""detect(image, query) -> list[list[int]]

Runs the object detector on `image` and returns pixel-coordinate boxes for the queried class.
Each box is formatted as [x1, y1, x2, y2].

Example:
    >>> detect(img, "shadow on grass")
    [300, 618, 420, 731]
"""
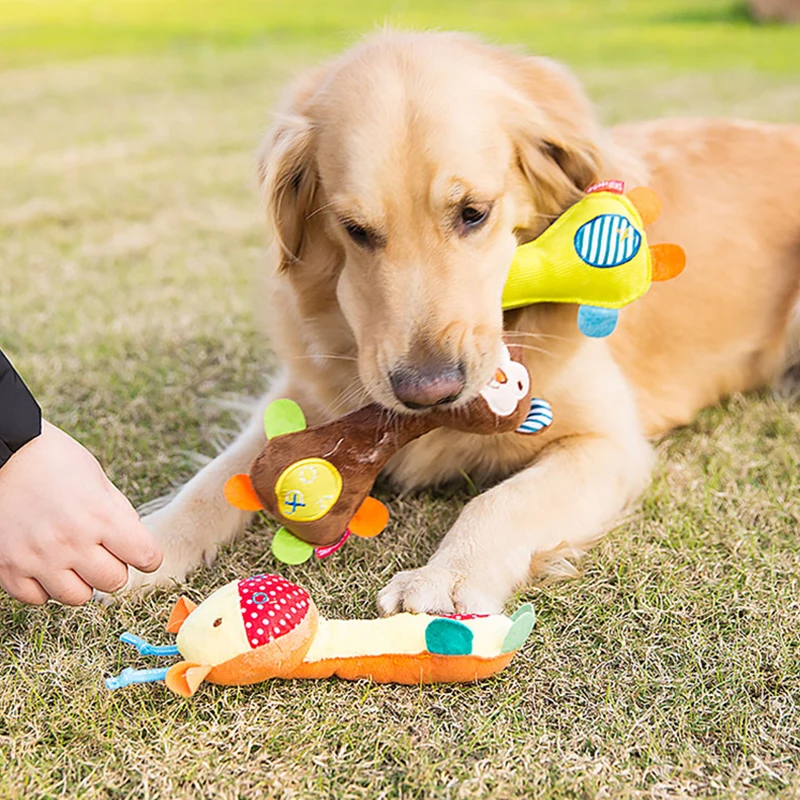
[653, 1, 754, 25]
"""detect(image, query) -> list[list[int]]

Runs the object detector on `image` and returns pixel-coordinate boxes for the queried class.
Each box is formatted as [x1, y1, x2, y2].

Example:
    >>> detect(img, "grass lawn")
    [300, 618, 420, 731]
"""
[1, 1, 799, 797]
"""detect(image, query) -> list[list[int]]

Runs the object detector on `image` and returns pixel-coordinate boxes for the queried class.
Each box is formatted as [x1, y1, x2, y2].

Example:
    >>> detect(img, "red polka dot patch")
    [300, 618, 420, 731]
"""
[237, 574, 311, 650]
[438, 613, 490, 620]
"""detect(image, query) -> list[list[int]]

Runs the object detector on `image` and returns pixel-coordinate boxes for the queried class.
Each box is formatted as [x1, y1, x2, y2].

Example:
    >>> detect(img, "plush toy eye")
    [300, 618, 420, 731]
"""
[213, 617, 223, 628]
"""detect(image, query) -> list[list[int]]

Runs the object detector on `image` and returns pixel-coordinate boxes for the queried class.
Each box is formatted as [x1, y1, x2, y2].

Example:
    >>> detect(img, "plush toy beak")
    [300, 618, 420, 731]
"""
[165, 661, 212, 697]
[165, 596, 198, 633]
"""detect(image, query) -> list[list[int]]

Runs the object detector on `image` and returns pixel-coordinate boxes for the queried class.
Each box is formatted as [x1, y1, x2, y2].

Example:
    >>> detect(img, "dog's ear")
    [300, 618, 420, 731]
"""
[491, 50, 605, 222]
[258, 68, 326, 273]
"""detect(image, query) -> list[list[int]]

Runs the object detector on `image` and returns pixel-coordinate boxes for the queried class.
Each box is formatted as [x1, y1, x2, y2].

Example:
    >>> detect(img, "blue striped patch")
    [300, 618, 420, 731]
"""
[573, 214, 641, 268]
[516, 398, 553, 435]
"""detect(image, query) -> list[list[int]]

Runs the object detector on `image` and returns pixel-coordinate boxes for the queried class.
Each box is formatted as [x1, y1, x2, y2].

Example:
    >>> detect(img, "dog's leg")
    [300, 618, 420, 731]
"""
[107, 376, 301, 597]
[377, 430, 655, 615]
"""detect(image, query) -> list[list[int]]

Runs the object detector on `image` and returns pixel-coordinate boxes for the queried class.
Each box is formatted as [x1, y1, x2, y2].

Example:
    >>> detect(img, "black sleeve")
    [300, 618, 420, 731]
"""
[0, 348, 42, 469]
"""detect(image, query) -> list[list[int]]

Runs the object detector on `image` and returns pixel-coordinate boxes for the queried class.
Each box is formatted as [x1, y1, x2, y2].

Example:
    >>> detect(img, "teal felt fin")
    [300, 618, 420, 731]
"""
[425, 618, 474, 656]
[271, 526, 314, 565]
[263, 399, 307, 440]
[577, 305, 619, 338]
[501, 610, 536, 654]
[510, 603, 535, 623]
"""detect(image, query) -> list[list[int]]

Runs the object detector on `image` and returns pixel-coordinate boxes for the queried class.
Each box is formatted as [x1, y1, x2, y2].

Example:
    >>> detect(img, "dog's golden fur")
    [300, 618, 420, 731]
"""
[122, 32, 800, 614]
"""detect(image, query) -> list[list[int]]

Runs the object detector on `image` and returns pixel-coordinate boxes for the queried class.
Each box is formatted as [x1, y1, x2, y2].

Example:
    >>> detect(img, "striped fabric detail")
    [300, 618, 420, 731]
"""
[573, 214, 641, 268]
[585, 180, 625, 195]
[516, 398, 553, 434]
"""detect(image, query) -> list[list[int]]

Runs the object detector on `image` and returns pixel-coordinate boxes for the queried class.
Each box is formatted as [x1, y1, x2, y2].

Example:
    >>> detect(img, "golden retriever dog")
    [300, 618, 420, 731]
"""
[118, 31, 800, 614]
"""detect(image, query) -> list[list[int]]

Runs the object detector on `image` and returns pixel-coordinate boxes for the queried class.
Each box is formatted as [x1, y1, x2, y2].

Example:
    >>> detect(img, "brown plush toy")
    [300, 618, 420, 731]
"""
[224, 344, 553, 564]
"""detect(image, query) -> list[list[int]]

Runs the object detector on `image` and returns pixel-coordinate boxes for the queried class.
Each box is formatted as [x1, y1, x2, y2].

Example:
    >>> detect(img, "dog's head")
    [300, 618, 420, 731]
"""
[260, 32, 604, 411]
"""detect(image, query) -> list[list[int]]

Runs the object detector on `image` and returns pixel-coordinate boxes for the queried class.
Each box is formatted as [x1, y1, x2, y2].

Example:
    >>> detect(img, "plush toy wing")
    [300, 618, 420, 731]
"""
[223, 473, 263, 512]
[263, 398, 307, 438]
[502, 182, 685, 337]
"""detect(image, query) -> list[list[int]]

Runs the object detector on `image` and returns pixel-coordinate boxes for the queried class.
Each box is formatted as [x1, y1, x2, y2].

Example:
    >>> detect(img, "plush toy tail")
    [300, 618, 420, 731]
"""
[501, 603, 536, 653]
[650, 243, 686, 282]
[624, 187, 687, 283]
[626, 186, 662, 226]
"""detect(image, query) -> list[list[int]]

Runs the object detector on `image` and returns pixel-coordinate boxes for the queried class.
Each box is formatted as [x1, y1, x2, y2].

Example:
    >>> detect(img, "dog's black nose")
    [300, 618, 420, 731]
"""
[389, 361, 465, 409]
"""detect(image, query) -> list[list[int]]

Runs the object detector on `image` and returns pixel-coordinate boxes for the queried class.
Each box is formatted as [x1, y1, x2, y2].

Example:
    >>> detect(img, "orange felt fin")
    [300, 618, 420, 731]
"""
[348, 496, 390, 538]
[166, 596, 197, 634]
[224, 473, 263, 511]
[627, 186, 661, 226]
[165, 662, 211, 697]
[650, 243, 686, 282]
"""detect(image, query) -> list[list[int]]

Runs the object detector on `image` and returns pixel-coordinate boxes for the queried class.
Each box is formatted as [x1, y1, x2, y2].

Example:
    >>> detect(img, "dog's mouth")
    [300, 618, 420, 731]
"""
[397, 396, 461, 411]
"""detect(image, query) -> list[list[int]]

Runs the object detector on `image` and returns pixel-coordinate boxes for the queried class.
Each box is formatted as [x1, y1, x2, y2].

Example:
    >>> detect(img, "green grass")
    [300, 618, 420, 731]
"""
[1, 0, 799, 71]
[1, 1, 799, 797]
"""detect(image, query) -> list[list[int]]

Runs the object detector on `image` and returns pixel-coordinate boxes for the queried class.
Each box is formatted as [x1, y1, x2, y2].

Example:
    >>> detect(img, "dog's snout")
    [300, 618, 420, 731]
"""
[389, 360, 466, 409]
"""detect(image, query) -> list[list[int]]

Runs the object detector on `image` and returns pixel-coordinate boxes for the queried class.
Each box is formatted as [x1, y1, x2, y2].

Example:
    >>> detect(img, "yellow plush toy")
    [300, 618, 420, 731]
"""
[502, 181, 685, 337]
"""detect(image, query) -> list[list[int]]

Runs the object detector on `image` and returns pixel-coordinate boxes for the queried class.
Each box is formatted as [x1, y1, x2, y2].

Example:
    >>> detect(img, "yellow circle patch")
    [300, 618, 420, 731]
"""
[275, 458, 343, 522]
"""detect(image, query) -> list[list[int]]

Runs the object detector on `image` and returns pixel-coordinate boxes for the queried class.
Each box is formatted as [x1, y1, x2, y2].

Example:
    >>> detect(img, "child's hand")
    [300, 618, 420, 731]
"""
[0, 420, 163, 605]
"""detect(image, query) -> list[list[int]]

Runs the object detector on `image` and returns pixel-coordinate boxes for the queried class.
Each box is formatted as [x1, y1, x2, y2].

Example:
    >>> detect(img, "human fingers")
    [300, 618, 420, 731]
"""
[0, 574, 49, 605]
[37, 570, 93, 606]
[100, 485, 163, 573]
[73, 547, 130, 594]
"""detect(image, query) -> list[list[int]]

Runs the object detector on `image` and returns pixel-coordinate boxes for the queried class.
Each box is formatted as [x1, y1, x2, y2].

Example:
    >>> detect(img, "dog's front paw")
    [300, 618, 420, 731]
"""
[377, 563, 505, 616]
[95, 504, 218, 604]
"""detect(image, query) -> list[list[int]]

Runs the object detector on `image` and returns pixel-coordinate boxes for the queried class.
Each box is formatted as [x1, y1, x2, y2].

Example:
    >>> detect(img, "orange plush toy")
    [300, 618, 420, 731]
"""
[105, 573, 536, 695]
[223, 344, 553, 564]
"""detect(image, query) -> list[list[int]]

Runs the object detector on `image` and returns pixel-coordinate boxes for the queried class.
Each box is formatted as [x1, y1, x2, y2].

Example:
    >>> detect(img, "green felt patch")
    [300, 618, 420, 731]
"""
[501, 611, 535, 654]
[425, 618, 474, 656]
[510, 603, 535, 623]
[271, 526, 314, 565]
[264, 399, 307, 440]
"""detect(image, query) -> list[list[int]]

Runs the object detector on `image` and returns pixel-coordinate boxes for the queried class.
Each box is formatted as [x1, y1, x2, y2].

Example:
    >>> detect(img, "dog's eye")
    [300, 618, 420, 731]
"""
[459, 203, 491, 233]
[342, 220, 373, 249]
